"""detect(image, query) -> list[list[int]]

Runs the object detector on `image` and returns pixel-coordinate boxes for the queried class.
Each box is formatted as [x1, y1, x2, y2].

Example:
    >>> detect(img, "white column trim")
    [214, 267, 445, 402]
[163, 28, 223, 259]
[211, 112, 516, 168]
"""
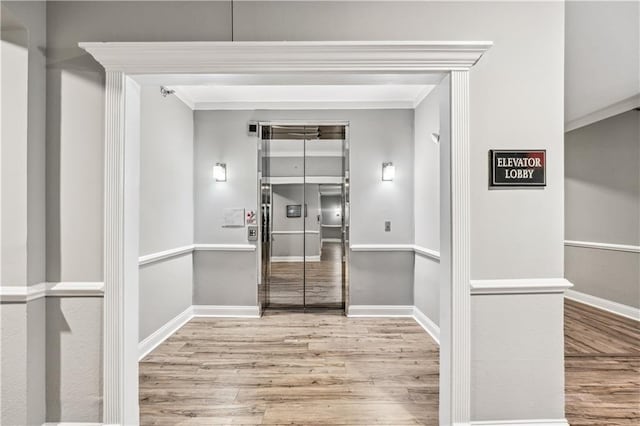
[470, 278, 573, 295]
[103, 70, 127, 424]
[564, 239, 640, 253]
[448, 69, 471, 424]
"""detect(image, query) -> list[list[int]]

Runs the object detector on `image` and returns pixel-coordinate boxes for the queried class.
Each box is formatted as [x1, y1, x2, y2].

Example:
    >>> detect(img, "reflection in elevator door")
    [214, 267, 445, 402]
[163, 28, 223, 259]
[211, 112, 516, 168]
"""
[258, 124, 349, 312]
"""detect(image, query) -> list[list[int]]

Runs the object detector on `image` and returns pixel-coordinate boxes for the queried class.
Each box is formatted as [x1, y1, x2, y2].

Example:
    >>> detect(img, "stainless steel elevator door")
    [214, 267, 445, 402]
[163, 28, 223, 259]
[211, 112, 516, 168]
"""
[259, 124, 348, 311]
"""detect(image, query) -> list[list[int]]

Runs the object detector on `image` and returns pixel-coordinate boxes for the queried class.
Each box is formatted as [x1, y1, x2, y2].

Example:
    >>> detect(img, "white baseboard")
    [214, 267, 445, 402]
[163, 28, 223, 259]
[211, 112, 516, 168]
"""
[413, 306, 440, 344]
[192, 305, 260, 318]
[471, 419, 569, 426]
[138, 306, 193, 360]
[347, 305, 414, 317]
[270, 255, 321, 262]
[43, 423, 104, 426]
[565, 289, 640, 321]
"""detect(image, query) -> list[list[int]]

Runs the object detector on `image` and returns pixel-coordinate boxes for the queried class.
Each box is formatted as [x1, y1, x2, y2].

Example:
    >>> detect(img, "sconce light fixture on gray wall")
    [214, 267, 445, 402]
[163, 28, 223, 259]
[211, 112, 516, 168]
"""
[213, 163, 227, 182]
[382, 162, 395, 181]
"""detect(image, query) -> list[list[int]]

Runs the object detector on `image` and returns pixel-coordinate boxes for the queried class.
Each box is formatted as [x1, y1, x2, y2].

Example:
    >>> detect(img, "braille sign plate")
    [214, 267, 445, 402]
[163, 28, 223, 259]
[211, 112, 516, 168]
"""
[490, 150, 546, 187]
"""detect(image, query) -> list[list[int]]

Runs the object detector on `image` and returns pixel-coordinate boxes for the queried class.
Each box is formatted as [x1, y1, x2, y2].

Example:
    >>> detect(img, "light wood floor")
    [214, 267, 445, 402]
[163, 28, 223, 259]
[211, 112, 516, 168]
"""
[139, 298, 640, 425]
[139, 311, 439, 425]
[268, 242, 344, 308]
[564, 299, 640, 425]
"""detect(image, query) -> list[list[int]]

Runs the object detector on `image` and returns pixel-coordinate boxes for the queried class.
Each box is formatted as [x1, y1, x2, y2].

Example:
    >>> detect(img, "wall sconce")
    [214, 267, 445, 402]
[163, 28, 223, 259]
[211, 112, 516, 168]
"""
[213, 163, 227, 182]
[382, 162, 395, 181]
[431, 133, 440, 144]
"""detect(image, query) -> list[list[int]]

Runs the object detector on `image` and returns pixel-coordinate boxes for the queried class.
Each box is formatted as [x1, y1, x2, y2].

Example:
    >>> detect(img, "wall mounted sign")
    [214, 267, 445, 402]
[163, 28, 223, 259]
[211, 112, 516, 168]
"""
[489, 150, 546, 187]
[286, 205, 302, 218]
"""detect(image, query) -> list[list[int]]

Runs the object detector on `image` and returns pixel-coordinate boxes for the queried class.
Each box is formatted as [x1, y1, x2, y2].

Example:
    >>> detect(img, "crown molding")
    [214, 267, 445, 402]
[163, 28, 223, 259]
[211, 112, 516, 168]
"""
[565, 93, 640, 132]
[79, 41, 492, 74]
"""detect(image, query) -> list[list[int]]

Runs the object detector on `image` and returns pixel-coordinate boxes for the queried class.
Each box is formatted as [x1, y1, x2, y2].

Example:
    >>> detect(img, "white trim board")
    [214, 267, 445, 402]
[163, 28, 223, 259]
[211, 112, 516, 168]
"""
[565, 289, 640, 321]
[192, 305, 260, 318]
[138, 306, 193, 361]
[565, 93, 640, 132]
[470, 278, 573, 295]
[0, 282, 104, 302]
[138, 244, 256, 266]
[564, 240, 640, 254]
[347, 305, 414, 317]
[350, 244, 441, 261]
[46, 282, 105, 297]
[194, 243, 256, 252]
[139, 245, 194, 266]
[42, 423, 104, 426]
[471, 420, 569, 426]
[413, 306, 440, 344]
[270, 255, 321, 263]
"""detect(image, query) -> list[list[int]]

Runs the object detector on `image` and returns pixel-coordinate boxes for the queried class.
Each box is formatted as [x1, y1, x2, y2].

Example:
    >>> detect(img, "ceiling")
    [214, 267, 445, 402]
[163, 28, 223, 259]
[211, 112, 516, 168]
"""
[169, 84, 435, 110]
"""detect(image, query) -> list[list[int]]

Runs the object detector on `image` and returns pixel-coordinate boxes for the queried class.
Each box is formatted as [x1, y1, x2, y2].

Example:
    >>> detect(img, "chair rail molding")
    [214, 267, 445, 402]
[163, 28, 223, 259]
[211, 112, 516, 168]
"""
[564, 239, 640, 254]
[470, 278, 573, 295]
[80, 40, 491, 426]
[0, 282, 104, 302]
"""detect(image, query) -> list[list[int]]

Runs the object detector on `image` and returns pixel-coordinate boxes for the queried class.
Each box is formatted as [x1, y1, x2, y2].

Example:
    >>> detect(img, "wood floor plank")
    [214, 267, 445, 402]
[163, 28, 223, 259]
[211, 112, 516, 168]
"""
[140, 312, 438, 425]
[565, 299, 640, 426]
[139, 292, 639, 425]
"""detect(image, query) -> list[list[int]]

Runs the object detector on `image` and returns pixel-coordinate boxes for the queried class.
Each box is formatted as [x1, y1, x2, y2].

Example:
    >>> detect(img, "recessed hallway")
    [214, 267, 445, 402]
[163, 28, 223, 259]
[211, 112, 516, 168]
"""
[139, 312, 439, 425]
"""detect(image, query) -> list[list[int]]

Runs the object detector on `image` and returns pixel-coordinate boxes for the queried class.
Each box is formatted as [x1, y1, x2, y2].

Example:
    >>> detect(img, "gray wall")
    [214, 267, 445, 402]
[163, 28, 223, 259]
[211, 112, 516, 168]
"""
[321, 195, 342, 241]
[46, 297, 102, 423]
[413, 86, 441, 325]
[565, 110, 640, 308]
[138, 85, 194, 341]
[271, 184, 321, 259]
[1, 2, 47, 424]
[194, 109, 415, 307]
[38, 1, 565, 422]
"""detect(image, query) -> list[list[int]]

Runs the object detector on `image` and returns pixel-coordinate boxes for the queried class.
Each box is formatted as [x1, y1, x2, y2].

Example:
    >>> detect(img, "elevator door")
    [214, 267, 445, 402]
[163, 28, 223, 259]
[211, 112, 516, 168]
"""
[259, 124, 348, 311]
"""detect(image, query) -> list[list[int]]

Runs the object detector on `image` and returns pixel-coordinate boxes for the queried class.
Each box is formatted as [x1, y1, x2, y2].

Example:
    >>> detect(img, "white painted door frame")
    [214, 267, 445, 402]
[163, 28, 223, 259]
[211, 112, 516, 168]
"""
[80, 41, 491, 425]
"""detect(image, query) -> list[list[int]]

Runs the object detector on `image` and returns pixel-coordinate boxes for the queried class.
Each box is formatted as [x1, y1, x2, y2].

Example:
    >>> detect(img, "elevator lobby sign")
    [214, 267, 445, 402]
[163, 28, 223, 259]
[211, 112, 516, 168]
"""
[490, 150, 546, 187]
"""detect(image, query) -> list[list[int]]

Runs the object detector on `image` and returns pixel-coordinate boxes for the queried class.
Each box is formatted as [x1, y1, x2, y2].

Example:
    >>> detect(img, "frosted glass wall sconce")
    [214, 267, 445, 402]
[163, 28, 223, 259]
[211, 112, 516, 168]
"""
[382, 162, 395, 181]
[213, 163, 227, 182]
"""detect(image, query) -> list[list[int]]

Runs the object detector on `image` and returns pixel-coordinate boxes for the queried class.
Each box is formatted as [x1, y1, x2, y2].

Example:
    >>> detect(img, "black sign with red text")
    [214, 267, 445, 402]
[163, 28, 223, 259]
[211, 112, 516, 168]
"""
[490, 150, 546, 187]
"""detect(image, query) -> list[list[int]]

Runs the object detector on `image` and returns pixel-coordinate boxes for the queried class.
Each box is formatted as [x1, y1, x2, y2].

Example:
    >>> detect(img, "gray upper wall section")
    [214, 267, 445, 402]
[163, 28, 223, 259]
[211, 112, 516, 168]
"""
[139, 86, 194, 255]
[194, 109, 414, 245]
[565, 110, 640, 246]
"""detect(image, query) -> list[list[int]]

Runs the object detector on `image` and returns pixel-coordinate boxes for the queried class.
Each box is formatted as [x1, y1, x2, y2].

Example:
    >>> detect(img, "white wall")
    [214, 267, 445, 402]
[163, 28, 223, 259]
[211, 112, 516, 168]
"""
[138, 85, 194, 341]
[40, 1, 565, 422]
[413, 85, 441, 325]
[565, 1, 640, 123]
[565, 110, 640, 308]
